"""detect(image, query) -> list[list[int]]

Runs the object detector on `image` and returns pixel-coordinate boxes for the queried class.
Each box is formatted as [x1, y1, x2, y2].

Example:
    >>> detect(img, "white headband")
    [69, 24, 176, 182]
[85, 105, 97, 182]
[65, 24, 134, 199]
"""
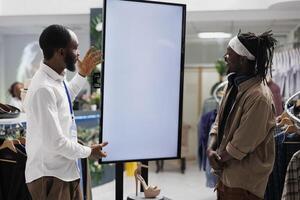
[228, 36, 255, 61]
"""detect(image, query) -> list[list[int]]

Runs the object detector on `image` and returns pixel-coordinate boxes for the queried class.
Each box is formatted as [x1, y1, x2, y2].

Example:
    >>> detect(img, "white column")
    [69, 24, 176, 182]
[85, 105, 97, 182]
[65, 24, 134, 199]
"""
[0, 35, 5, 102]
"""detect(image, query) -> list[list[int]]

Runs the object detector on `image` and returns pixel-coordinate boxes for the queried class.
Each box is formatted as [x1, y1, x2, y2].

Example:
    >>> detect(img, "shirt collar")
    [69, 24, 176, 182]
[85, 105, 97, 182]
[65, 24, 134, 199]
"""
[40, 62, 65, 82]
[227, 72, 256, 87]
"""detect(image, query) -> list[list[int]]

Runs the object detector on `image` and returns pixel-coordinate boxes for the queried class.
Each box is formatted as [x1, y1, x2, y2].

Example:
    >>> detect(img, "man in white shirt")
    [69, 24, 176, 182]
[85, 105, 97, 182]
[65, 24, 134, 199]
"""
[24, 24, 108, 200]
[8, 81, 24, 110]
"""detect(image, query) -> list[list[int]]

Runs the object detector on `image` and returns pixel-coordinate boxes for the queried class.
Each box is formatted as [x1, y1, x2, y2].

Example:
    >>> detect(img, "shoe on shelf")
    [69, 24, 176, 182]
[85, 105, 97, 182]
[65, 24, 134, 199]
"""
[134, 163, 161, 198]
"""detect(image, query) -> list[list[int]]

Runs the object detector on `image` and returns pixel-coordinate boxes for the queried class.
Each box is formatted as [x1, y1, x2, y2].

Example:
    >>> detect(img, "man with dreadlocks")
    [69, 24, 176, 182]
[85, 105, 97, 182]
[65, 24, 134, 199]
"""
[206, 31, 277, 200]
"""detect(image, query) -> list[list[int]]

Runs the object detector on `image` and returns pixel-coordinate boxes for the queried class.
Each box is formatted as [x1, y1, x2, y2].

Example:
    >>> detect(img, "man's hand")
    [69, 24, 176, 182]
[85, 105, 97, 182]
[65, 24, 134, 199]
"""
[219, 150, 233, 163]
[207, 148, 223, 170]
[78, 47, 102, 77]
[89, 142, 108, 160]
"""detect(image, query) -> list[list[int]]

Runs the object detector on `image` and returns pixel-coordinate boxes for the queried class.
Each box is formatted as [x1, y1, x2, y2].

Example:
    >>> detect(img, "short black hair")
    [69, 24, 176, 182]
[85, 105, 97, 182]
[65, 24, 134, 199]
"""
[237, 30, 277, 82]
[39, 24, 71, 60]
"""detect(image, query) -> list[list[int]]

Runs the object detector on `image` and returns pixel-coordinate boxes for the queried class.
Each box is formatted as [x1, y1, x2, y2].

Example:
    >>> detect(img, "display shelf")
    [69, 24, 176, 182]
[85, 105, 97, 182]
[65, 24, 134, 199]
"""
[0, 111, 100, 126]
[127, 193, 168, 200]
[75, 110, 100, 129]
[0, 113, 26, 125]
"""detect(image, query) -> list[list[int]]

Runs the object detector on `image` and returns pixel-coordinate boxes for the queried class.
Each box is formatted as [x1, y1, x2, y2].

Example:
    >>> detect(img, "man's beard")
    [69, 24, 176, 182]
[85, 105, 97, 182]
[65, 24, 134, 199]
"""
[65, 53, 76, 72]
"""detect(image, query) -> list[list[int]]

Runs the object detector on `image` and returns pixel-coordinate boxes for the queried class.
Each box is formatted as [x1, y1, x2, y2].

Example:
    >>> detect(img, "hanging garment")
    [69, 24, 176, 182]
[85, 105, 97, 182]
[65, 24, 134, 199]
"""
[205, 135, 218, 188]
[265, 132, 300, 200]
[272, 47, 300, 98]
[0, 147, 31, 200]
[282, 150, 300, 200]
[197, 109, 217, 171]
[265, 132, 285, 200]
[267, 80, 283, 116]
[201, 97, 218, 115]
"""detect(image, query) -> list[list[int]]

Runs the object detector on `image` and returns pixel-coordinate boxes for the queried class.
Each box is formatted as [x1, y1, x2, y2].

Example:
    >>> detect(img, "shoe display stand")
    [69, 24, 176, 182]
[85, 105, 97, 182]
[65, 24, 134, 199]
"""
[116, 161, 169, 200]
[127, 193, 165, 200]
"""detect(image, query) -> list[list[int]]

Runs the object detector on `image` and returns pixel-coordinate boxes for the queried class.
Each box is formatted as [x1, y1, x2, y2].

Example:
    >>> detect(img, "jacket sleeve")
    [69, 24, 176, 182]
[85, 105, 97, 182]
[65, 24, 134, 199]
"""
[33, 87, 91, 159]
[226, 98, 274, 160]
[209, 83, 228, 136]
[209, 113, 219, 136]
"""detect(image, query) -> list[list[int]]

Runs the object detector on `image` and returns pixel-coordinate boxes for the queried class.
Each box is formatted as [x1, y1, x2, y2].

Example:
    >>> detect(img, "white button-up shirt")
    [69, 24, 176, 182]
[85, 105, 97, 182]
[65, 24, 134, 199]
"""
[24, 63, 91, 183]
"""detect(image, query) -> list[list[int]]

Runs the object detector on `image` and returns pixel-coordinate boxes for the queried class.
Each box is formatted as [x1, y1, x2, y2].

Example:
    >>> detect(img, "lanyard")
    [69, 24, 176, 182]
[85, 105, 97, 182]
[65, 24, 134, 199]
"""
[63, 81, 74, 119]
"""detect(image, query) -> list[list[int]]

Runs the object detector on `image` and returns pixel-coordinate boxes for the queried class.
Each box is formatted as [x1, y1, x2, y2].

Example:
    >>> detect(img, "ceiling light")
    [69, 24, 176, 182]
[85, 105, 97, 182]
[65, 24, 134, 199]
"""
[198, 32, 232, 39]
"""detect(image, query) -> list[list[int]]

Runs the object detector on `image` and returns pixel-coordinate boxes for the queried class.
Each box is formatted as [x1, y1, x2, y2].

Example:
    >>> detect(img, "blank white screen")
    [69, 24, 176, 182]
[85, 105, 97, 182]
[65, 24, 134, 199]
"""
[102, 0, 184, 162]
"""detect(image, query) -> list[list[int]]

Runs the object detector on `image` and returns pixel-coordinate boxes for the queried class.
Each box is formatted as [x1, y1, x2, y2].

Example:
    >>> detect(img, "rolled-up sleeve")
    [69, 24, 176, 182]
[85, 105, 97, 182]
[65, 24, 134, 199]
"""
[209, 113, 220, 136]
[226, 99, 272, 160]
[33, 87, 91, 159]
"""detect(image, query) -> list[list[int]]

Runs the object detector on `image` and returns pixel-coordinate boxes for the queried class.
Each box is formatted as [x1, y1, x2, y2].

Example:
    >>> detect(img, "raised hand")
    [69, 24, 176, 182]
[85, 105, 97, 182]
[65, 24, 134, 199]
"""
[78, 47, 102, 77]
[89, 142, 108, 160]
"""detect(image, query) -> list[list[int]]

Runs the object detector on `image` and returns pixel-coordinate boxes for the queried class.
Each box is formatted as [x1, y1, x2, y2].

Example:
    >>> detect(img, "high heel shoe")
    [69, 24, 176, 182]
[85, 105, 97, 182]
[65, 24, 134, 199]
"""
[134, 163, 161, 198]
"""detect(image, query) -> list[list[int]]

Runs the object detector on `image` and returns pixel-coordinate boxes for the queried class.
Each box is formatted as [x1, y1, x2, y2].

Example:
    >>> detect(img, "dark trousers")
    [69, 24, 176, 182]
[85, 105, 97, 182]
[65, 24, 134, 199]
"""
[27, 176, 82, 200]
[217, 181, 262, 200]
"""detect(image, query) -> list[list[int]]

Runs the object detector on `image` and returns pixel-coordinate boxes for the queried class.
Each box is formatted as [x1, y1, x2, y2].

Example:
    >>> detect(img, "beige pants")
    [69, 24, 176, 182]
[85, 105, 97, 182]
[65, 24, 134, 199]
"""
[27, 177, 82, 200]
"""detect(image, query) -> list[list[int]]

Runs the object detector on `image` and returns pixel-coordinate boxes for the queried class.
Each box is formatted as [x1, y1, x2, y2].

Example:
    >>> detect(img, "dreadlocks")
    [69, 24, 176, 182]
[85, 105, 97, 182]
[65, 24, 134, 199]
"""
[237, 31, 277, 82]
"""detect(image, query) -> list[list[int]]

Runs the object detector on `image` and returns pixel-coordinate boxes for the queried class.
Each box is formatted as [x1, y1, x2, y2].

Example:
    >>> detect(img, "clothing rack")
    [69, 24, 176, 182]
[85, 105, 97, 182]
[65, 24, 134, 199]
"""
[0, 114, 30, 200]
[284, 90, 300, 124]
[272, 43, 300, 99]
[275, 42, 300, 50]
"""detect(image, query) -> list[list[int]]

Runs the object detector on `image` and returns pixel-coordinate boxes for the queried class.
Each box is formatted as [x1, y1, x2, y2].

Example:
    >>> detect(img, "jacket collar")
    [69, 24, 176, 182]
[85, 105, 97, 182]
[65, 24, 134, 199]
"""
[238, 75, 262, 93]
[40, 62, 65, 82]
[227, 73, 262, 92]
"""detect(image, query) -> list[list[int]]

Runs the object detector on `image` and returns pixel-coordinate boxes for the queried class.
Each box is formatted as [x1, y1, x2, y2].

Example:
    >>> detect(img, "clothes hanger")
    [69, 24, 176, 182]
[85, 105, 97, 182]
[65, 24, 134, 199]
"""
[296, 100, 300, 108]
[278, 117, 294, 127]
[0, 133, 18, 163]
[284, 125, 298, 134]
[0, 158, 17, 163]
[276, 111, 289, 123]
[18, 137, 26, 145]
[0, 139, 17, 153]
[13, 139, 21, 145]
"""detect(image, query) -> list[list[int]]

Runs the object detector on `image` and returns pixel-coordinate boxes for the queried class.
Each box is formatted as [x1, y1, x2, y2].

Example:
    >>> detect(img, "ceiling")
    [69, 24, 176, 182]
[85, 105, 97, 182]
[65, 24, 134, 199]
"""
[0, 1, 299, 44]
[186, 19, 300, 42]
[186, 1, 300, 42]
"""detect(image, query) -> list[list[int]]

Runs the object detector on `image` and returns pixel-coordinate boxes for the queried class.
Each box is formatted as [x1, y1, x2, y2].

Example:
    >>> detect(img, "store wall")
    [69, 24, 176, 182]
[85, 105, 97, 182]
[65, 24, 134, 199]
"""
[0, 32, 90, 103]
[183, 40, 225, 159]
[3, 34, 39, 103]
[185, 40, 228, 66]
[1, 0, 100, 15]
[182, 68, 200, 159]
[287, 24, 300, 43]
[183, 67, 219, 159]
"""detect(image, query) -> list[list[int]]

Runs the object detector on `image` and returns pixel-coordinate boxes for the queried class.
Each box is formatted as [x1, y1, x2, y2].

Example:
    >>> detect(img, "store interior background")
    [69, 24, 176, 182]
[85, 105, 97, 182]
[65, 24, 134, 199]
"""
[0, 0, 300, 199]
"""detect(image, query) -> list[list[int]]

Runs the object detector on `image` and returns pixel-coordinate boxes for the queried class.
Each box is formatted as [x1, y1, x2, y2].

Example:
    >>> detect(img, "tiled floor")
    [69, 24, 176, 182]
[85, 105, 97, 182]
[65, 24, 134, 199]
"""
[92, 160, 216, 200]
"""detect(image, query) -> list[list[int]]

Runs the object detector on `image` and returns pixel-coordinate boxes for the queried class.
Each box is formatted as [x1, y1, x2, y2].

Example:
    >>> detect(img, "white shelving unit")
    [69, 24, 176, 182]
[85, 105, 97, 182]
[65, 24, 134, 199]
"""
[0, 113, 26, 125]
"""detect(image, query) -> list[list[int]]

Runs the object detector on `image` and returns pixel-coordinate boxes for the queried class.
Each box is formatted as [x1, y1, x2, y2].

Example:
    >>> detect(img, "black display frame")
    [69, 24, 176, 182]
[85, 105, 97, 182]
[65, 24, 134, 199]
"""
[100, 0, 186, 164]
